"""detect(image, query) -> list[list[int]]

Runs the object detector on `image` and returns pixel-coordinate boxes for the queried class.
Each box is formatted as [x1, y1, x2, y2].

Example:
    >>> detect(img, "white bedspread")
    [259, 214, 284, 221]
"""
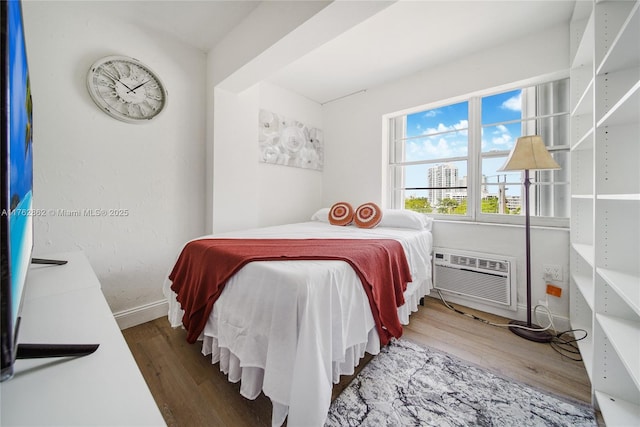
[164, 221, 432, 427]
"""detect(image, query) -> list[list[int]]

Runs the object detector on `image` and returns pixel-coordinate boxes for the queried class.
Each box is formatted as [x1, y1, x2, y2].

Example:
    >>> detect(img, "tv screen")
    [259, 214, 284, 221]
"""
[1, 0, 34, 382]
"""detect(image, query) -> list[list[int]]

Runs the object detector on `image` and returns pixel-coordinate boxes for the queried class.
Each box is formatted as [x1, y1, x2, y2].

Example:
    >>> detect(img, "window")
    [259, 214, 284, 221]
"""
[388, 78, 569, 226]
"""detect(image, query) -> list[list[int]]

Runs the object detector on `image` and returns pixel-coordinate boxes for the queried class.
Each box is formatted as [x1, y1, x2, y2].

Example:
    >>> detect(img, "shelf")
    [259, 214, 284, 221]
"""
[597, 268, 640, 317]
[596, 314, 640, 390]
[597, 79, 640, 127]
[571, 127, 594, 151]
[573, 272, 595, 310]
[573, 243, 595, 267]
[572, 194, 594, 200]
[596, 1, 640, 75]
[571, 78, 595, 117]
[595, 391, 640, 427]
[597, 193, 640, 201]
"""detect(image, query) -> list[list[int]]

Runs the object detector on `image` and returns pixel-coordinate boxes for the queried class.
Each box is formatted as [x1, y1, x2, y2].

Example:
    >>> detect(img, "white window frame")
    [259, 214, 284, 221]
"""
[384, 72, 570, 228]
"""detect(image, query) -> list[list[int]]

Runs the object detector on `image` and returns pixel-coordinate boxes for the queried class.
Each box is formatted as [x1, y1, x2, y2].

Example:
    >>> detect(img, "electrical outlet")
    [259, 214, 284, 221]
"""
[546, 284, 563, 297]
[543, 264, 563, 281]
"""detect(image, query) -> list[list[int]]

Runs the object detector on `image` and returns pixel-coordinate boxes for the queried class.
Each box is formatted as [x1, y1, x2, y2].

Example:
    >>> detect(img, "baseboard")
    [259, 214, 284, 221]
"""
[114, 299, 169, 330]
[511, 302, 571, 333]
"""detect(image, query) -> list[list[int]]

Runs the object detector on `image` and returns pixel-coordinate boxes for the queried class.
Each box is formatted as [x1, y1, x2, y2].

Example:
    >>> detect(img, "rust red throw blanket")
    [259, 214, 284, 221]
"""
[169, 238, 412, 345]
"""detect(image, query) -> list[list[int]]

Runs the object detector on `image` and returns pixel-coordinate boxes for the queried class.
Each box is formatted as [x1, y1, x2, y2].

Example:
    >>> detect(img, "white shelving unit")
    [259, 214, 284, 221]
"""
[569, 1, 640, 425]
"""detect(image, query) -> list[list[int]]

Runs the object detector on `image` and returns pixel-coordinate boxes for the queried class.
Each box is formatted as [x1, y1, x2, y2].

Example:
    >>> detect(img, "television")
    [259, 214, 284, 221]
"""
[1, 0, 98, 382]
[1, 0, 34, 382]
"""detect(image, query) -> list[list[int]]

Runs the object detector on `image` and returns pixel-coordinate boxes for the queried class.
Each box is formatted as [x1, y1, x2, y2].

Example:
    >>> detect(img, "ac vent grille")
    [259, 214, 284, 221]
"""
[450, 255, 477, 267]
[433, 248, 517, 311]
[478, 259, 508, 273]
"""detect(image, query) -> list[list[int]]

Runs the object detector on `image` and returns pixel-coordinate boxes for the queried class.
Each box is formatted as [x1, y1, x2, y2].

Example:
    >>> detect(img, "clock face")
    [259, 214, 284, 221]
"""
[87, 56, 167, 123]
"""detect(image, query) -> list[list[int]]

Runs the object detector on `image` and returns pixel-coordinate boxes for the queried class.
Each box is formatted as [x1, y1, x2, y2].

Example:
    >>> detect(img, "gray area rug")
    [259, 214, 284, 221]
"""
[326, 339, 596, 427]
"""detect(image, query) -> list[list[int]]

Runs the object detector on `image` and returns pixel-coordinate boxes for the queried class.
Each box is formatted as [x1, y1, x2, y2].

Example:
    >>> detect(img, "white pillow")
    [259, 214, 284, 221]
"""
[378, 209, 433, 231]
[310, 208, 330, 222]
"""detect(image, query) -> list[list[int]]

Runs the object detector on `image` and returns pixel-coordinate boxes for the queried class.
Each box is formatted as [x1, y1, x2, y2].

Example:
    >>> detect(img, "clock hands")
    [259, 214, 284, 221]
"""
[101, 68, 135, 91]
[101, 67, 150, 95]
[127, 80, 150, 94]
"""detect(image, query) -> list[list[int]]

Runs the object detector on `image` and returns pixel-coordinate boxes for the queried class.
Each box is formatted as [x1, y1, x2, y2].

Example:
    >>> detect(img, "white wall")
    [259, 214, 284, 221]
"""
[19, 1, 573, 329]
[212, 82, 323, 233]
[432, 222, 570, 329]
[321, 25, 572, 327]
[22, 2, 206, 320]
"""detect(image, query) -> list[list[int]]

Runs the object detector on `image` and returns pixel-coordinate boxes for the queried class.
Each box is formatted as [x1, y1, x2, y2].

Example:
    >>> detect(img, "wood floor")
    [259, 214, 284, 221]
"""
[123, 296, 597, 426]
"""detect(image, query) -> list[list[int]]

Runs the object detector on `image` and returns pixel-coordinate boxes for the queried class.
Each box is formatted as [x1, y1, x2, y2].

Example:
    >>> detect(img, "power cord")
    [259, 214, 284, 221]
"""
[435, 289, 588, 361]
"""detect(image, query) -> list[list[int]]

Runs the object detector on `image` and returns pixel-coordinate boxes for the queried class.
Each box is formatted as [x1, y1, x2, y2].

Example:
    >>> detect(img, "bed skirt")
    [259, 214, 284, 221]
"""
[165, 276, 430, 426]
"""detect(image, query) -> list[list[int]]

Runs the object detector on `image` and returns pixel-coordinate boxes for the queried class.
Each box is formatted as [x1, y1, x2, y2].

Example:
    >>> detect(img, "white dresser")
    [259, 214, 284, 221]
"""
[0, 252, 166, 426]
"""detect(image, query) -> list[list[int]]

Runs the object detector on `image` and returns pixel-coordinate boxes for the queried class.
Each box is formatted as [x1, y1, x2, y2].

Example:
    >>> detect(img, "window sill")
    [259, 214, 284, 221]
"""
[433, 218, 570, 231]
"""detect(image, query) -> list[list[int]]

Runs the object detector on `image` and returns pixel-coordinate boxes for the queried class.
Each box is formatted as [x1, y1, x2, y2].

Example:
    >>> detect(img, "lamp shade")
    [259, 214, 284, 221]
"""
[498, 135, 560, 171]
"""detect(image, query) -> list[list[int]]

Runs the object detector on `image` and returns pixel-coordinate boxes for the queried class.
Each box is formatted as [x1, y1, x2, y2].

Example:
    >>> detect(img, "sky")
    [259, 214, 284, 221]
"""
[401, 89, 524, 198]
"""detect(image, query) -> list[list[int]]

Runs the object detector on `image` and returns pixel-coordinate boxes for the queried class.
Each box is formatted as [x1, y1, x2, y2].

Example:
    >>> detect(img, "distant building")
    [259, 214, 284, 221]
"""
[427, 164, 458, 205]
[426, 166, 522, 212]
[506, 195, 521, 212]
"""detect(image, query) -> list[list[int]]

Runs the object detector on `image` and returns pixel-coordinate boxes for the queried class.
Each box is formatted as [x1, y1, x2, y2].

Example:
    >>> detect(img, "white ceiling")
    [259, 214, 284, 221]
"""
[115, 0, 577, 104]
[266, 0, 577, 104]
[88, 0, 261, 52]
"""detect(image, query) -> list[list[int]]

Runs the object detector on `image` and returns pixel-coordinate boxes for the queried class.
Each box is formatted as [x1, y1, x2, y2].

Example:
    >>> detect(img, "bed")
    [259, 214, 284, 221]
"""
[163, 208, 433, 427]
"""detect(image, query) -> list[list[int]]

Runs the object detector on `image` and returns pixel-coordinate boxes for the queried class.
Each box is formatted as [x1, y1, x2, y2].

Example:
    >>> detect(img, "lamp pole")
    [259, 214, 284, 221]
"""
[499, 135, 559, 343]
[524, 169, 532, 327]
[509, 168, 552, 343]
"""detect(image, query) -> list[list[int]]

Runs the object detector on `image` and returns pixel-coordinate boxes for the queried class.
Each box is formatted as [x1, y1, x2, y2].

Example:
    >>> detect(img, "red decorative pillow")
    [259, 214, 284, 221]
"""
[328, 202, 354, 226]
[354, 202, 383, 228]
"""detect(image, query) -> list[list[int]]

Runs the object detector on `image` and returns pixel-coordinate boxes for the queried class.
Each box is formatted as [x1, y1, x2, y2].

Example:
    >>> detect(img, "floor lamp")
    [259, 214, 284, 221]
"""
[498, 135, 560, 343]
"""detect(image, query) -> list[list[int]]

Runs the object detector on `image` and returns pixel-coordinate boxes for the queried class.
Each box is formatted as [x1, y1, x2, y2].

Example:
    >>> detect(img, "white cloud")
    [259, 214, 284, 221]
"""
[483, 124, 514, 148]
[501, 93, 522, 112]
[492, 134, 513, 145]
[424, 119, 468, 135]
[494, 124, 508, 134]
[407, 136, 455, 160]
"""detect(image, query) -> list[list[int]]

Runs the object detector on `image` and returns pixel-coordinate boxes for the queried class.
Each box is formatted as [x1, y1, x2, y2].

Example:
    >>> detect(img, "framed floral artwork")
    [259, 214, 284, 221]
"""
[258, 109, 323, 171]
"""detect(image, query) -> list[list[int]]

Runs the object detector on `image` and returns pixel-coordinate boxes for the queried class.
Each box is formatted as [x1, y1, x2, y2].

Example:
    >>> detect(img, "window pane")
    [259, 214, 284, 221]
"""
[536, 79, 570, 116]
[398, 130, 469, 162]
[481, 151, 569, 217]
[481, 157, 521, 186]
[481, 184, 522, 214]
[406, 101, 468, 138]
[404, 191, 434, 214]
[481, 157, 522, 214]
[534, 183, 570, 218]
[533, 151, 570, 218]
[396, 161, 468, 214]
[435, 188, 468, 215]
[481, 123, 522, 153]
[481, 89, 522, 125]
[537, 115, 570, 148]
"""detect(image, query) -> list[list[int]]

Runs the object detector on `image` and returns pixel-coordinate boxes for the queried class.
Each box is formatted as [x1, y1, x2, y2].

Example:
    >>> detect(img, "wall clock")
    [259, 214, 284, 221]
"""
[86, 55, 168, 123]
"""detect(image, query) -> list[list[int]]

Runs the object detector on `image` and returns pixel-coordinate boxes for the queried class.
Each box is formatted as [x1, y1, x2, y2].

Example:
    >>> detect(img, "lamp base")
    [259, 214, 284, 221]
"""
[508, 320, 553, 343]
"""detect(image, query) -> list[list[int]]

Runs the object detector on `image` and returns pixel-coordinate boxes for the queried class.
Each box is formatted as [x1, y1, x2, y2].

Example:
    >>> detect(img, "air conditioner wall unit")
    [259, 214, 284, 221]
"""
[433, 247, 517, 311]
